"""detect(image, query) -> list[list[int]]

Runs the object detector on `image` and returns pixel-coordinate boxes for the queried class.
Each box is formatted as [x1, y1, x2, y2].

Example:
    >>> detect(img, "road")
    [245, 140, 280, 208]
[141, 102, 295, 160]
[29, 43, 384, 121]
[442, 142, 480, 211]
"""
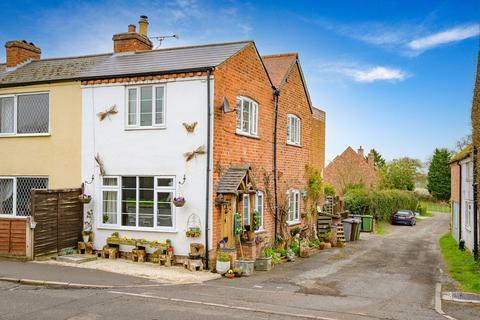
[0, 213, 476, 320]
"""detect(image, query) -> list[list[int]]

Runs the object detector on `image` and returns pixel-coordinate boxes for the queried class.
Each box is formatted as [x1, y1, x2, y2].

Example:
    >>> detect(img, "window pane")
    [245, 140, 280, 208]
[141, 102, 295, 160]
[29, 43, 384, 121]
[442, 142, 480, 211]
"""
[157, 178, 173, 187]
[0, 97, 14, 134]
[140, 87, 152, 126]
[242, 100, 249, 132]
[102, 177, 118, 186]
[0, 179, 14, 215]
[256, 192, 264, 229]
[102, 191, 117, 224]
[243, 195, 250, 225]
[251, 103, 257, 134]
[17, 94, 49, 134]
[139, 177, 154, 227]
[155, 87, 165, 125]
[236, 98, 242, 130]
[287, 116, 291, 142]
[121, 177, 137, 226]
[157, 192, 173, 227]
[128, 89, 137, 125]
[16, 177, 48, 216]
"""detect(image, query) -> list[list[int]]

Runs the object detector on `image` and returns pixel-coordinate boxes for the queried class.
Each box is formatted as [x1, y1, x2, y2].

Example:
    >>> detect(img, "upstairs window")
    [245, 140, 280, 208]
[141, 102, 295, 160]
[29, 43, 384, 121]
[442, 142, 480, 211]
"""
[236, 96, 258, 136]
[127, 85, 165, 128]
[287, 114, 301, 145]
[0, 93, 49, 136]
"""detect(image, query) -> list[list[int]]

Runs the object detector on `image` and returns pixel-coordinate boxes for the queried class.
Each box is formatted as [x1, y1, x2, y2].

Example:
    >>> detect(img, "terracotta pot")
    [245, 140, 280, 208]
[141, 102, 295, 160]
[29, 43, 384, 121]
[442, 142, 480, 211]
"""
[226, 273, 235, 279]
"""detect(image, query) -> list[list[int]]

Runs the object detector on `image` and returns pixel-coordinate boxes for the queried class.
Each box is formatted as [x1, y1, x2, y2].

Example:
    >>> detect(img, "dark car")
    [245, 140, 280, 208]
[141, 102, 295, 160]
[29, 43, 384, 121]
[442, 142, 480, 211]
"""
[392, 210, 416, 226]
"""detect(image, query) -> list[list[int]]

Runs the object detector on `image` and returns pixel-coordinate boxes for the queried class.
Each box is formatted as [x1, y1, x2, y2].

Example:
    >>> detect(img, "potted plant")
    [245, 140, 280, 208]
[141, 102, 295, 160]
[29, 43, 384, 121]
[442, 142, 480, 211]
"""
[216, 251, 231, 274]
[78, 193, 92, 204]
[252, 211, 261, 231]
[286, 248, 295, 262]
[173, 196, 186, 207]
[186, 227, 201, 237]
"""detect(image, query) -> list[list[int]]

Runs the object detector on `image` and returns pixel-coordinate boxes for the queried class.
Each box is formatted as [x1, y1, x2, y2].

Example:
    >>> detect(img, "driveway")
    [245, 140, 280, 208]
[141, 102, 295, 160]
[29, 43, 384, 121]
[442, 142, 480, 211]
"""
[0, 213, 476, 320]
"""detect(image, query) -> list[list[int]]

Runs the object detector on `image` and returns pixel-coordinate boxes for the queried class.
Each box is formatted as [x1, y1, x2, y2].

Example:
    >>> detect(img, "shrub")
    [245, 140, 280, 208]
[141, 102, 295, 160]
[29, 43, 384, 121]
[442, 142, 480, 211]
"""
[217, 252, 231, 262]
[324, 183, 336, 196]
[344, 187, 370, 215]
[262, 246, 280, 264]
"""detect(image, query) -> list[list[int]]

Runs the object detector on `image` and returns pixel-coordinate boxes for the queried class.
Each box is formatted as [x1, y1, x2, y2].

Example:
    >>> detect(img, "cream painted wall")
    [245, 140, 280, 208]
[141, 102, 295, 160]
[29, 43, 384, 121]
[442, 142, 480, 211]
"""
[0, 82, 82, 189]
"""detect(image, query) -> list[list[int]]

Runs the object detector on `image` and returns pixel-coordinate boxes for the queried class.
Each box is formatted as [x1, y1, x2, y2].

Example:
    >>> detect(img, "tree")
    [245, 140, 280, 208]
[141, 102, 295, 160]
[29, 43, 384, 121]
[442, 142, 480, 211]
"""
[367, 148, 386, 168]
[454, 134, 472, 153]
[427, 148, 451, 201]
[379, 157, 420, 191]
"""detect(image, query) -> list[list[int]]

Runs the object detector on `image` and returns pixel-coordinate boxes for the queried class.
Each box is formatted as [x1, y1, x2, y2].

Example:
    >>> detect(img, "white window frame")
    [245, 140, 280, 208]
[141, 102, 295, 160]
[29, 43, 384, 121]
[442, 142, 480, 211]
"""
[287, 114, 301, 146]
[243, 194, 250, 226]
[125, 85, 166, 129]
[99, 175, 176, 231]
[255, 191, 264, 232]
[236, 96, 258, 137]
[0, 92, 50, 137]
[287, 189, 300, 224]
[0, 176, 48, 217]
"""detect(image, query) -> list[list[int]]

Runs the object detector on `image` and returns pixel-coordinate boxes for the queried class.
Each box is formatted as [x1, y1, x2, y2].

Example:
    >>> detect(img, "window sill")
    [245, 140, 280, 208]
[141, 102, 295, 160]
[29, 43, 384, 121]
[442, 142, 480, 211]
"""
[287, 220, 301, 226]
[125, 126, 166, 131]
[235, 131, 260, 140]
[0, 133, 51, 138]
[0, 214, 28, 219]
[286, 142, 302, 148]
[97, 225, 177, 233]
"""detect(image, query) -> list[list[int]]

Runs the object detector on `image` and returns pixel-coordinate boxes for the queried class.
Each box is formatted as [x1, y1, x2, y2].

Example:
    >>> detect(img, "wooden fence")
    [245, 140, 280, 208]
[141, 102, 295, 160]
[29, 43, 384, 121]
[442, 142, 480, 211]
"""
[32, 188, 83, 257]
[0, 218, 27, 256]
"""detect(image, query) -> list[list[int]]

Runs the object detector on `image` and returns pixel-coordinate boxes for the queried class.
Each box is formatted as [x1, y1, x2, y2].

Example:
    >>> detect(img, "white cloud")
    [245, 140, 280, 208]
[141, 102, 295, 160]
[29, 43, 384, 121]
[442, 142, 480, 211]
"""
[315, 61, 409, 83]
[408, 24, 480, 51]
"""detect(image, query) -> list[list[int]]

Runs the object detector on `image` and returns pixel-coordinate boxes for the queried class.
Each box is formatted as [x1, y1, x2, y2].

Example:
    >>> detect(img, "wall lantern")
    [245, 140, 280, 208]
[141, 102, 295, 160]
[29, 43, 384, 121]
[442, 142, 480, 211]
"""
[302, 191, 308, 200]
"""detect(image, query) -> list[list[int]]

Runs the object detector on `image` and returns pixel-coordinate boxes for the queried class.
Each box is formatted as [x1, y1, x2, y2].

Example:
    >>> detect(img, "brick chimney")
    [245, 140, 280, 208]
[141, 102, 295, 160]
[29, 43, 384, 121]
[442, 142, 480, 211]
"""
[5, 40, 41, 68]
[367, 151, 375, 167]
[113, 16, 153, 53]
[357, 146, 364, 158]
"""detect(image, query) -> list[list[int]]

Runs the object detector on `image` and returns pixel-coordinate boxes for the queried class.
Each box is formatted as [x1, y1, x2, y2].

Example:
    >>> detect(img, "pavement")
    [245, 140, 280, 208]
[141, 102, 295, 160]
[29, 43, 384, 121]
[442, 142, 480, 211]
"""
[0, 212, 479, 319]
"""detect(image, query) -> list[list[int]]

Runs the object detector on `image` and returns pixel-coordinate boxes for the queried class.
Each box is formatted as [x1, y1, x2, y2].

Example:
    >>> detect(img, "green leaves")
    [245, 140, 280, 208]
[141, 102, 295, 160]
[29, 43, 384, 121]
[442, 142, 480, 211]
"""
[379, 157, 420, 191]
[427, 148, 452, 201]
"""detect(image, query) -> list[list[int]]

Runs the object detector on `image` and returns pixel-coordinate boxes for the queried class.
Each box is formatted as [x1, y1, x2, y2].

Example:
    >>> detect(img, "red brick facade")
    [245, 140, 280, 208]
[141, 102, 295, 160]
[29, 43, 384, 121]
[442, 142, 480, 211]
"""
[450, 163, 460, 203]
[5, 40, 41, 68]
[324, 147, 378, 195]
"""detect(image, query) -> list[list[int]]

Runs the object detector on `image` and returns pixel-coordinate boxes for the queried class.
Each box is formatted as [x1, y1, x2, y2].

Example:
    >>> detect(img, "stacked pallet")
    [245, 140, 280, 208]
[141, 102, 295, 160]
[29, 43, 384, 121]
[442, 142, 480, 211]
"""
[336, 224, 346, 243]
[317, 215, 332, 238]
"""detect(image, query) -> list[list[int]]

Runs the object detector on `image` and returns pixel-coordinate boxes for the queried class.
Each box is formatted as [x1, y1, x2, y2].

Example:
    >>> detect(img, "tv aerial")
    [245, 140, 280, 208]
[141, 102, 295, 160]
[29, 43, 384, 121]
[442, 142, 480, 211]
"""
[151, 34, 179, 48]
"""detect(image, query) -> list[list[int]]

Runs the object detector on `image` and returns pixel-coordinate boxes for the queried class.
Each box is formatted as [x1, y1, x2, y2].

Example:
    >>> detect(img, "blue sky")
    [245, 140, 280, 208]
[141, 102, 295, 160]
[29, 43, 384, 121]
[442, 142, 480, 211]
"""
[1, 0, 479, 163]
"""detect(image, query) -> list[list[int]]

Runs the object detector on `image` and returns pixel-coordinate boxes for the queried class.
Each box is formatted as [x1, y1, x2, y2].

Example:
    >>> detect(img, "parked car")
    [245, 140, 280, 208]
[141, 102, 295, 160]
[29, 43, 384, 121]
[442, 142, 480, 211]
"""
[392, 210, 416, 226]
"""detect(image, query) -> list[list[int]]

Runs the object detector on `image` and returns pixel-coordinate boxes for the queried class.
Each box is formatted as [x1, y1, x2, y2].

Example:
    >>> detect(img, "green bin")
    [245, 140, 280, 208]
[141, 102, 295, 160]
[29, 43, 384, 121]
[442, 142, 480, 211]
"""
[361, 215, 373, 232]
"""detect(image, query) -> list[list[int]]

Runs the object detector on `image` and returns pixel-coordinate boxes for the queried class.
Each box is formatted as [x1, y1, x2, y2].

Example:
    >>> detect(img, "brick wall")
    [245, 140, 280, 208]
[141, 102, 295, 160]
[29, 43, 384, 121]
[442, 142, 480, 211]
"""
[450, 163, 460, 203]
[324, 147, 378, 195]
[311, 110, 326, 172]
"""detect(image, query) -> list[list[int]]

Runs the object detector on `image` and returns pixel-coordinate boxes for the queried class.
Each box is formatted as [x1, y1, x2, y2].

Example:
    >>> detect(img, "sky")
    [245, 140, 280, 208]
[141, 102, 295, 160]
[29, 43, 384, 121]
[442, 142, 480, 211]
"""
[0, 0, 479, 164]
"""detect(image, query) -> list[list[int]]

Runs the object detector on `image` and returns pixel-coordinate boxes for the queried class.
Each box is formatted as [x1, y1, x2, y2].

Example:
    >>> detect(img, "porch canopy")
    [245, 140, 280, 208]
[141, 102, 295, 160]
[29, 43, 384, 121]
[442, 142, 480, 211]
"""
[216, 164, 255, 195]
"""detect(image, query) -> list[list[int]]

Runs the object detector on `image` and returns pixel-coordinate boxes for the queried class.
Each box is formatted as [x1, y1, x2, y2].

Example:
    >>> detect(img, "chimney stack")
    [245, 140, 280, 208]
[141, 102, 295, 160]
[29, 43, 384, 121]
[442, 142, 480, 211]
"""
[5, 40, 41, 68]
[367, 151, 375, 167]
[357, 146, 364, 158]
[112, 16, 152, 53]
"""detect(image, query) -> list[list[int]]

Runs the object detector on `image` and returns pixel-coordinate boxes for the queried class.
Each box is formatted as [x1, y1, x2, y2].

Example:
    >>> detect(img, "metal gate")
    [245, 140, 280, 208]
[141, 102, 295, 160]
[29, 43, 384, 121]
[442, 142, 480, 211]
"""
[32, 188, 83, 257]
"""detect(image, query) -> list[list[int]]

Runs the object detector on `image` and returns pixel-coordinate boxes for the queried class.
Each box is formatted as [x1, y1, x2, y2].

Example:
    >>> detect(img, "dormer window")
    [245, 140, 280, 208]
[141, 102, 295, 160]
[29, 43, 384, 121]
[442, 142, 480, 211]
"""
[236, 96, 258, 137]
[126, 85, 165, 128]
[287, 114, 301, 146]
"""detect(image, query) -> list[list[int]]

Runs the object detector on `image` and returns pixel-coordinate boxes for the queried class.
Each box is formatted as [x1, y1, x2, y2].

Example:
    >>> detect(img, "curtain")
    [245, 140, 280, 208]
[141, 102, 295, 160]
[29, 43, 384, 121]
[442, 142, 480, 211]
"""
[0, 179, 14, 215]
[102, 191, 117, 224]
[0, 97, 14, 134]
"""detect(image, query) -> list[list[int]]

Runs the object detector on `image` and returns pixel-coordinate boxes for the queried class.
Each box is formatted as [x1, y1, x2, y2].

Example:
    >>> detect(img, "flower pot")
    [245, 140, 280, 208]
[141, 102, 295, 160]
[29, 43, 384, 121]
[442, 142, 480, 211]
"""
[173, 198, 185, 207]
[216, 260, 230, 274]
[82, 234, 90, 242]
[234, 260, 254, 276]
[255, 256, 272, 271]
[226, 273, 235, 279]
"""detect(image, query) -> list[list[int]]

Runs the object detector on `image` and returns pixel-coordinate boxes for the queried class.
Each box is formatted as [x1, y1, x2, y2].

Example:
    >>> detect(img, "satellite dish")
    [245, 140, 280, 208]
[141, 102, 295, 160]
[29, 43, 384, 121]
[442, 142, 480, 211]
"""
[222, 97, 231, 113]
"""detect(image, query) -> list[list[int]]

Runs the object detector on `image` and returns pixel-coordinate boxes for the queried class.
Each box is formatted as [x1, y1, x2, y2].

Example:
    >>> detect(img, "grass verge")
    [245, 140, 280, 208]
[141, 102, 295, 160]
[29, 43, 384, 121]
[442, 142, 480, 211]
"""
[439, 233, 480, 294]
[421, 201, 450, 213]
[374, 221, 390, 235]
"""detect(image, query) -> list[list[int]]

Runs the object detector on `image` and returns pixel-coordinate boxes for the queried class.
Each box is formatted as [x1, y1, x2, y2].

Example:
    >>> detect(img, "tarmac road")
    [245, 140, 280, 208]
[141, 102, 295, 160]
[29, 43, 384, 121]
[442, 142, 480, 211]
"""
[0, 213, 476, 320]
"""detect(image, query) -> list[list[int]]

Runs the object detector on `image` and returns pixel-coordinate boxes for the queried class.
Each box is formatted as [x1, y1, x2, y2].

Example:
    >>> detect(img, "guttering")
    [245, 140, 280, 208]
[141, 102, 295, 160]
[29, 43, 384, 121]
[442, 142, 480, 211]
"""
[473, 147, 479, 260]
[204, 69, 212, 269]
[273, 88, 280, 241]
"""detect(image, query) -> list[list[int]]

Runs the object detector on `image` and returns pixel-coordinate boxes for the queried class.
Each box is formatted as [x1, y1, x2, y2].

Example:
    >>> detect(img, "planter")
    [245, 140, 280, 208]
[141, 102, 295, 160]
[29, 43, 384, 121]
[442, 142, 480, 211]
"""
[225, 273, 235, 279]
[107, 237, 137, 246]
[173, 197, 186, 207]
[82, 233, 90, 242]
[78, 195, 92, 204]
[235, 260, 255, 276]
[287, 253, 295, 262]
[255, 256, 272, 271]
[216, 260, 230, 274]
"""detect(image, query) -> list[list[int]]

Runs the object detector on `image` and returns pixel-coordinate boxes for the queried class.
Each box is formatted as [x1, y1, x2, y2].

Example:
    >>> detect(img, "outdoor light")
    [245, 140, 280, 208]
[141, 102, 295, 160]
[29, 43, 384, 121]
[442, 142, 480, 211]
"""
[302, 191, 308, 200]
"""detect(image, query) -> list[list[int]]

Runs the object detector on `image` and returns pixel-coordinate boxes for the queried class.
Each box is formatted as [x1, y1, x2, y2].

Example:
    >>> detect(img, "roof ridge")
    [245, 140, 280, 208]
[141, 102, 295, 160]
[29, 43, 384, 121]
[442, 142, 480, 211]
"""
[262, 53, 298, 59]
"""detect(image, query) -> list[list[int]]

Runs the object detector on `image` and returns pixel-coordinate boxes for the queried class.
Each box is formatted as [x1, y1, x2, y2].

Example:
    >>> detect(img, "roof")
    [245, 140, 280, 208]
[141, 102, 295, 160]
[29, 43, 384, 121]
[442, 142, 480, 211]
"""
[450, 144, 473, 163]
[216, 165, 252, 194]
[262, 53, 297, 87]
[0, 41, 251, 87]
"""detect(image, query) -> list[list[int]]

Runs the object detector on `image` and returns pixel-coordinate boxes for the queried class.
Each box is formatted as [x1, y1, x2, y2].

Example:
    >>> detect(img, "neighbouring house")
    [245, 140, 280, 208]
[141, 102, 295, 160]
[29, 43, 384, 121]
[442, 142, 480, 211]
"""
[323, 146, 378, 195]
[0, 40, 105, 257]
[450, 145, 475, 252]
[0, 16, 326, 267]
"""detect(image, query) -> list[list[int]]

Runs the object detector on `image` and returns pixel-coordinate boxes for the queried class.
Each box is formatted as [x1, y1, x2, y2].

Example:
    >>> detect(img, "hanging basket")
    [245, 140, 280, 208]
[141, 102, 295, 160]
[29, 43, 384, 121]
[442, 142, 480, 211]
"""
[186, 213, 201, 238]
[78, 194, 92, 204]
[173, 196, 186, 207]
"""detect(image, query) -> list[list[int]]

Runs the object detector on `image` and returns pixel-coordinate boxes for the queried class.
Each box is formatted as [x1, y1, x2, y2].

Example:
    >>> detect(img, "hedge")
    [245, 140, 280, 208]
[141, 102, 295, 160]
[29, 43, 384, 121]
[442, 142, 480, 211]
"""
[345, 188, 418, 222]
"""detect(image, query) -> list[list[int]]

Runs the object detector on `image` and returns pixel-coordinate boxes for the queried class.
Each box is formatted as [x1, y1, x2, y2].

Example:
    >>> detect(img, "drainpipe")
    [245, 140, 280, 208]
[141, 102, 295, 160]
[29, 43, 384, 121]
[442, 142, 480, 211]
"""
[473, 147, 479, 260]
[205, 69, 212, 269]
[458, 162, 462, 242]
[273, 89, 280, 241]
